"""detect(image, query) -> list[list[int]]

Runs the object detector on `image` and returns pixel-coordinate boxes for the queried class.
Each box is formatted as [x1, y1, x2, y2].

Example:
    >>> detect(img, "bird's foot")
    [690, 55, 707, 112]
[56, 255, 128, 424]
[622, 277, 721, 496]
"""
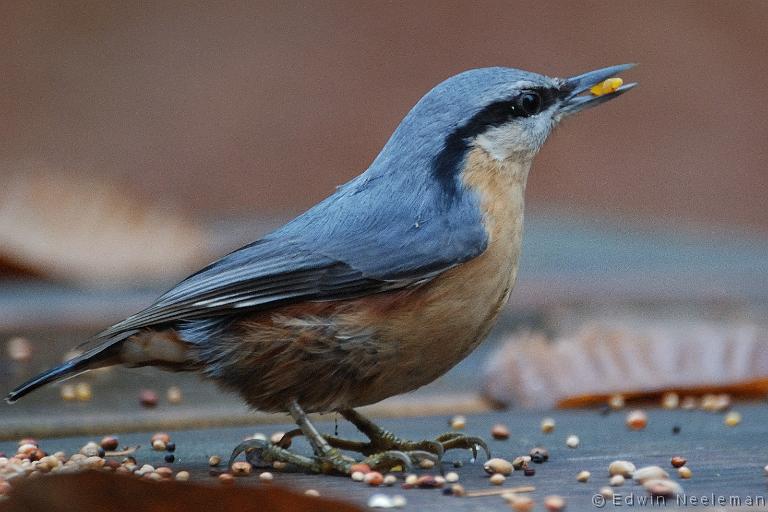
[434, 431, 491, 461]
[228, 438, 413, 474]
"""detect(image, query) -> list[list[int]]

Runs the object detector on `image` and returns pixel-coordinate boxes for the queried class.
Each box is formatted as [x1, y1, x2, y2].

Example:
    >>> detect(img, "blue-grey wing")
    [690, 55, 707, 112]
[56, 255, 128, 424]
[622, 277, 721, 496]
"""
[98, 173, 488, 338]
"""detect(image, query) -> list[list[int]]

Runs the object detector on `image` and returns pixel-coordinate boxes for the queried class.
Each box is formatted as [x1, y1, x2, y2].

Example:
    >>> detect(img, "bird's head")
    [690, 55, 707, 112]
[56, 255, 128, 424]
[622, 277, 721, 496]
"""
[372, 64, 635, 192]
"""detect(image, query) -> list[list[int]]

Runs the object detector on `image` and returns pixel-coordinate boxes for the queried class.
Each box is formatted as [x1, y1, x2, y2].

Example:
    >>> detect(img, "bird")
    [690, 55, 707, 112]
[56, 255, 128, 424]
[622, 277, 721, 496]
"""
[7, 63, 635, 473]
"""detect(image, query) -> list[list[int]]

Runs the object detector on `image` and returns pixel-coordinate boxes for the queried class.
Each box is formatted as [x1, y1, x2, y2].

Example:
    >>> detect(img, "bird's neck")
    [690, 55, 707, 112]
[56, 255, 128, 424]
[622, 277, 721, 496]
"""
[461, 147, 531, 244]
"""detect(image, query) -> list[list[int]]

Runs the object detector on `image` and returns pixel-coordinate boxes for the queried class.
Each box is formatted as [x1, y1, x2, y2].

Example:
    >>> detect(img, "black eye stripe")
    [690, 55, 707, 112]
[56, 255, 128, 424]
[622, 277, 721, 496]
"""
[432, 86, 559, 196]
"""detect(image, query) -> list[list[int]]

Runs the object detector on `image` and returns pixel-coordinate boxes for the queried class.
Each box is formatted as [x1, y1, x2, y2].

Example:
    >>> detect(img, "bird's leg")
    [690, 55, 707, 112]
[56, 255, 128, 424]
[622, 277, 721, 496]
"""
[229, 400, 412, 474]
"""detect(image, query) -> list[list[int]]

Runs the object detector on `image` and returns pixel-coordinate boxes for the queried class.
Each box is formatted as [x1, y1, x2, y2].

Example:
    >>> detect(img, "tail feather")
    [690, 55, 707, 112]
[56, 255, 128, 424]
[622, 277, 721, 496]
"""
[5, 330, 138, 403]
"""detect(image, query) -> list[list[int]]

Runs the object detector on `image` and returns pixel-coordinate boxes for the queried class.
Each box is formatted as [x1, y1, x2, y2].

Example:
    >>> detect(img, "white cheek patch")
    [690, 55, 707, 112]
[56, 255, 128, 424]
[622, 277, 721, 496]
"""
[475, 112, 555, 162]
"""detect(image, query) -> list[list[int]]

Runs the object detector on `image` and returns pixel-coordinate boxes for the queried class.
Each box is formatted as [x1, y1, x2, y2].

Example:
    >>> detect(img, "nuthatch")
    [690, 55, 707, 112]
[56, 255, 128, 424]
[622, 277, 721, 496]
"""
[8, 64, 635, 473]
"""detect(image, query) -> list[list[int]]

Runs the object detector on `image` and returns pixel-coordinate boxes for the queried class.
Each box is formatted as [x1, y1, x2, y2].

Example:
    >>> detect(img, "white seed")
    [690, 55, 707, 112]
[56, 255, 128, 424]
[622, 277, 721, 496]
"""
[599, 487, 614, 499]
[419, 458, 435, 469]
[270, 431, 286, 444]
[166, 385, 183, 404]
[609, 460, 636, 477]
[368, 494, 394, 509]
[626, 409, 648, 430]
[259, 471, 274, 481]
[576, 470, 590, 482]
[175, 471, 190, 481]
[565, 435, 580, 448]
[60, 384, 77, 401]
[7, 337, 32, 361]
[489, 473, 506, 485]
[450, 415, 466, 430]
[208, 455, 221, 467]
[724, 411, 742, 427]
[661, 392, 679, 409]
[484, 457, 513, 476]
[541, 417, 556, 433]
[544, 495, 566, 512]
[445, 471, 459, 483]
[304, 489, 320, 497]
[404, 474, 418, 485]
[391, 495, 407, 508]
[608, 394, 625, 410]
[79, 442, 100, 458]
[610, 474, 625, 486]
[633, 466, 669, 484]
[383, 474, 397, 486]
[678, 466, 692, 479]
[351, 470, 365, 481]
[644, 478, 682, 497]
[680, 396, 698, 410]
[152, 439, 166, 451]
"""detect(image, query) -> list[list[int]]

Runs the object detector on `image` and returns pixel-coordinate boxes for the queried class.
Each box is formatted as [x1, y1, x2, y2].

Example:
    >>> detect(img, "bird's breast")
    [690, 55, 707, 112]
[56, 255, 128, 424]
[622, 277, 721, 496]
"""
[360, 148, 531, 401]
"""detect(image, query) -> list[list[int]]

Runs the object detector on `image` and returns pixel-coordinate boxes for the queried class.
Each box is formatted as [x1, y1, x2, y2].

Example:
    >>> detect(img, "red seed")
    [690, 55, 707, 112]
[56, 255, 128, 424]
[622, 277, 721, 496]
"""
[100, 436, 119, 451]
[350, 463, 371, 474]
[670, 456, 687, 468]
[491, 423, 510, 440]
[139, 389, 159, 408]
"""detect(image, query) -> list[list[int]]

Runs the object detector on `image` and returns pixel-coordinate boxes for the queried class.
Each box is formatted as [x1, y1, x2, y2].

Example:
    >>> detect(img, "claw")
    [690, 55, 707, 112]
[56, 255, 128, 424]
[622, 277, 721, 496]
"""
[363, 450, 414, 473]
[228, 438, 270, 467]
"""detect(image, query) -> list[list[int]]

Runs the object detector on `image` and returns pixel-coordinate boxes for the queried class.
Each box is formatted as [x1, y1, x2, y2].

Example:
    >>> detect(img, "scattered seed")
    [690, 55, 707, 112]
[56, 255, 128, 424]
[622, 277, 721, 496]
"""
[672, 425, 681, 434]
[272, 461, 287, 470]
[416, 475, 441, 488]
[166, 386, 183, 404]
[7, 337, 33, 361]
[702, 394, 731, 412]
[633, 466, 668, 484]
[100, 436, 119, 451]
[678, 466, 692, 479]
[59, 384, 77, 402]
[644, 478, 682, 497]
[208, 455, 221, 467]
[450, 415, 466, 430]
[151, 433, 170, 444]
[404, 474, 418, 486]
[75, 382, 92, 401]
[350, 463, 371, 474]
[139, 389, 159, 408]
[670, 456, 686, 468]
[626, 410, 648, 430]
[445, 471, 459, 483]
[724, 411, 742, 427]
[763, 465, 768, 476]
[79, 442, 100, 458]
[484, 458, 513, 476]
[419, 459, 435, 469]
[506, 494, 535, 512]
[164, 454, 175, 463]
[576, 470, 591, 482]
[270, 431, 286, 445]
[529, 447, 549, 463]
[391, 495, 407, 508]
[680, 396, 698, 410]
[256, 471, 273, 482]
[449, 483, 465, 496]
[491, 423, 510, 440]
[452, 460, 463, 468]
[218, 473, 234, 484]
[608, 394, 625, 410]
[599, 487, 614, 499]
[368, 493, 394, 508]
[523, 467, 536, 477]
[540, 418, 556, 434]
[383, 474, 397, 486]
[152, 439, 166, 451]
[364, 471, 384, 486]
[351, 471, 365, 482]
[661, 392, 679, 409]
[305, 489, 320, 497]
[565, 435, 579, 448]
[544, 495, 566, 512]
[610, 475, 625, 486]
[231, 461, 252, 476]
[512, 456, 531, 469]
[166, 442, 176, 453]
[489, 473, 506, 485]
[175, 470, 190, 481]
[155, 466, 173, 478]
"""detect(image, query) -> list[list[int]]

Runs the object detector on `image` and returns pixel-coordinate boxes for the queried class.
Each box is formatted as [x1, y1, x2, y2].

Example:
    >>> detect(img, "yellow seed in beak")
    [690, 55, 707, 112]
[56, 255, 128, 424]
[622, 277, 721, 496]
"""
[590, 77, 624, 96]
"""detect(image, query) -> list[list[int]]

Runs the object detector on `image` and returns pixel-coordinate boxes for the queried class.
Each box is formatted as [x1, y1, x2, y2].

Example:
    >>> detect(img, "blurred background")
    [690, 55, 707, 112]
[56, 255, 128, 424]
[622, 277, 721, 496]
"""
[2, 1, 768, 437]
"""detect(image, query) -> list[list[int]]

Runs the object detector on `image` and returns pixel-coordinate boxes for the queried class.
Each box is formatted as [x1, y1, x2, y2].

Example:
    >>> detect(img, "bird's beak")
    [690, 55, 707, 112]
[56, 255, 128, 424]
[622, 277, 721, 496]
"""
[558, 63, 637, 117]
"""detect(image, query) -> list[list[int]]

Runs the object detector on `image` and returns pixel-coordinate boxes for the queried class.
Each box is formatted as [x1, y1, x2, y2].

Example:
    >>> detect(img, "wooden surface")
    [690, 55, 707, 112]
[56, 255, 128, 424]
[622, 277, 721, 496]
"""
[2, 404, 766, 511]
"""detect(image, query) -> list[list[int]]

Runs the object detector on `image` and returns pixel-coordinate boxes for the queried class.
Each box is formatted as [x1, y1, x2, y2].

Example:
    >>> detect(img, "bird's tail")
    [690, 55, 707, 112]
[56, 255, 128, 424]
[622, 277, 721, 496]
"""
[5, 330, 138, 403]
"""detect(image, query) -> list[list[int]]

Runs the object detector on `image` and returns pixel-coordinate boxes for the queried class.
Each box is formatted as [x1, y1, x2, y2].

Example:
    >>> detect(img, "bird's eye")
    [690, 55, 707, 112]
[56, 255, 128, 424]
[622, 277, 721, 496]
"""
[519, 92, 543, 116]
